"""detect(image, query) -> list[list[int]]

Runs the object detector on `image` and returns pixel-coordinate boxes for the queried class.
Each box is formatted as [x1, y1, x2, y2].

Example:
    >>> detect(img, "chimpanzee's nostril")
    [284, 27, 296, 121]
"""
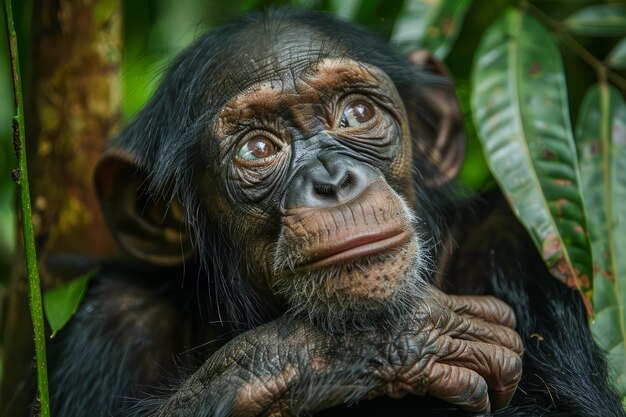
[313, 173, 353, 198]
[314, 183, 335, 196]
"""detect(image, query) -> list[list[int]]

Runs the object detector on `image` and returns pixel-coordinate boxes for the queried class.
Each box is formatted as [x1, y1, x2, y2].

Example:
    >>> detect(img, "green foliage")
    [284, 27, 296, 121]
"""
[576, 83, 626, 405]
[43, 271, 95, 338]
[465, 3, 625, 404]
[391, 0, 471, 59]
[471, 9, 593, 305]
[564, 5, 626, 37]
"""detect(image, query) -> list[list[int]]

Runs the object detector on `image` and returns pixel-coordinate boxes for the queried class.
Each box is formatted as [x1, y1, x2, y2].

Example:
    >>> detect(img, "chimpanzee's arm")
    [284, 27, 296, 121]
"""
[139, 290, 522, 417]
[48, 271, 522, 417]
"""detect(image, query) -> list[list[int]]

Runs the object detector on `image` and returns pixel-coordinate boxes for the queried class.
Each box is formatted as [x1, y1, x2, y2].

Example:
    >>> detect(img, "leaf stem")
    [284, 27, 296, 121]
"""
[4, 0, 51, 416]
[519, 0, 626, 93]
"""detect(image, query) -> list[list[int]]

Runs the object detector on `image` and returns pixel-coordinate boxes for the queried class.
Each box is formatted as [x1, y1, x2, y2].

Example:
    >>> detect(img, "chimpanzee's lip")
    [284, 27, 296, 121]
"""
[297, 229, 412, 271]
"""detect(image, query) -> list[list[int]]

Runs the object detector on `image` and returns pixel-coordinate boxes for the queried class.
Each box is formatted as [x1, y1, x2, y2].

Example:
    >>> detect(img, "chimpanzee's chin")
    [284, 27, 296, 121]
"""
[276, 239, 426, 333]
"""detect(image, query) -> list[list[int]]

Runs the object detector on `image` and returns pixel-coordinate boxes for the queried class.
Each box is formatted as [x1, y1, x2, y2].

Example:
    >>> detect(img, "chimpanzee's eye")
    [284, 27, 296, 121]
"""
[236, 136, 278, 161]
[340, 100, 375, 128]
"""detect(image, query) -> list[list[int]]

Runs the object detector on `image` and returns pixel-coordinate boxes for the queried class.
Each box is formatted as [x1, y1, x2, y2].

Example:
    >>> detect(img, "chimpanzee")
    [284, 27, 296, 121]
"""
[46, 9, 623, 417]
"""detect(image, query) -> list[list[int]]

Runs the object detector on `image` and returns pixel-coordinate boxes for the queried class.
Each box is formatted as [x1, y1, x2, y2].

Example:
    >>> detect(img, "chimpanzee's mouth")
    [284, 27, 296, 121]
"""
[297, 228, 413, 270]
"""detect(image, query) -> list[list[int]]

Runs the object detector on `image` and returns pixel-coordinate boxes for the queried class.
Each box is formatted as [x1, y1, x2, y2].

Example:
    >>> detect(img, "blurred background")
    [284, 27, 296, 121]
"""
[0, 0, 624, 414]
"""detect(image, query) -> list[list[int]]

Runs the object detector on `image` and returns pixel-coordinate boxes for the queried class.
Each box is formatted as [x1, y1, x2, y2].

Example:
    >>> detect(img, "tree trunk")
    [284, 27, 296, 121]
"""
[1, 0, 122, 413]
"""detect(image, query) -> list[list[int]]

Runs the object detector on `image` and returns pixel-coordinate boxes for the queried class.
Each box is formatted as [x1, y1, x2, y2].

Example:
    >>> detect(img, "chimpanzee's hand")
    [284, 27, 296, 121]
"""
[153, 290, 522, 417]
[362, 288, 523, 413]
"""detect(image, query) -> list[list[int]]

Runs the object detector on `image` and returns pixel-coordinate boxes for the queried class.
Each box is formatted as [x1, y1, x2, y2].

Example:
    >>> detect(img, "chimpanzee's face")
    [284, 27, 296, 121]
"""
[207, 55, 422, 331]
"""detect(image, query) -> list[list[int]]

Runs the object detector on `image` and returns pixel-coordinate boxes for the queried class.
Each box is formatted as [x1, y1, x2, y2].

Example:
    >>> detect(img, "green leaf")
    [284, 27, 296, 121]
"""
[607, 37, 626, 70]
[43, 270, 96, 337]
[471, 9, 593, 310]
[564, 5, 626, 37]
[577, 83, 626, 405]
[390, 0, 472, 59]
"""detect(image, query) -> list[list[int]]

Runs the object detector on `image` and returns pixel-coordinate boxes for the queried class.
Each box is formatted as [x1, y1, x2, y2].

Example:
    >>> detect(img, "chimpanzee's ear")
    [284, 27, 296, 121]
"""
[408, 50, 466, 186]
[94, 150, 194, 265]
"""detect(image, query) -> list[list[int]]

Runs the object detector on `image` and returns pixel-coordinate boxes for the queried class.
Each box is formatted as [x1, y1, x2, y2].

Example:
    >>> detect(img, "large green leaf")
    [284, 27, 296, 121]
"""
[471, 9, 593, 309]
[390, 0, 472, 59]
[607, 37, 626, 70]
[564, 5, 626, 37]
[577, 83, 626, 405]
[43, 270, 96, 337]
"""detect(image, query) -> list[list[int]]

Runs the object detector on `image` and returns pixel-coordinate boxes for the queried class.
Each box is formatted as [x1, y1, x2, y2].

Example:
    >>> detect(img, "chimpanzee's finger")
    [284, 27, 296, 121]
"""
[427, 362, 491, 413]
[435, 290, 517, 328]
[445, 312, 524, 356]
[441, 337, 522, 411]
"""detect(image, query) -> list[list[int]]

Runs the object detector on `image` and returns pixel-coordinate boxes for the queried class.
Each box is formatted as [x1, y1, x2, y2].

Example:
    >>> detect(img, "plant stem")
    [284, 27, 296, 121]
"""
[520, 0, 626, 92]
[4, 0, 51, 416]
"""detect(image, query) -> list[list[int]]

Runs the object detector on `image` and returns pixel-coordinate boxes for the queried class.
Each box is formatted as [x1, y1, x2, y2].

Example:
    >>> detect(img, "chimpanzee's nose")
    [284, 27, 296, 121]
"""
[284, 152, 378, 209]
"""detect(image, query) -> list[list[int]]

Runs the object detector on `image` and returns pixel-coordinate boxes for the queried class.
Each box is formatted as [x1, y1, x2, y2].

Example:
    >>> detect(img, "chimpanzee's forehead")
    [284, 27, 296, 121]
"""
[237, 21, 346, 63]
[207, 20, 359, 101]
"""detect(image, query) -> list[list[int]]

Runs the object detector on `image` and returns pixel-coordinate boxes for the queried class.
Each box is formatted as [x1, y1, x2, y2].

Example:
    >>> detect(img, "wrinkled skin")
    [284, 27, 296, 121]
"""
[154, 290, 522, 417]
